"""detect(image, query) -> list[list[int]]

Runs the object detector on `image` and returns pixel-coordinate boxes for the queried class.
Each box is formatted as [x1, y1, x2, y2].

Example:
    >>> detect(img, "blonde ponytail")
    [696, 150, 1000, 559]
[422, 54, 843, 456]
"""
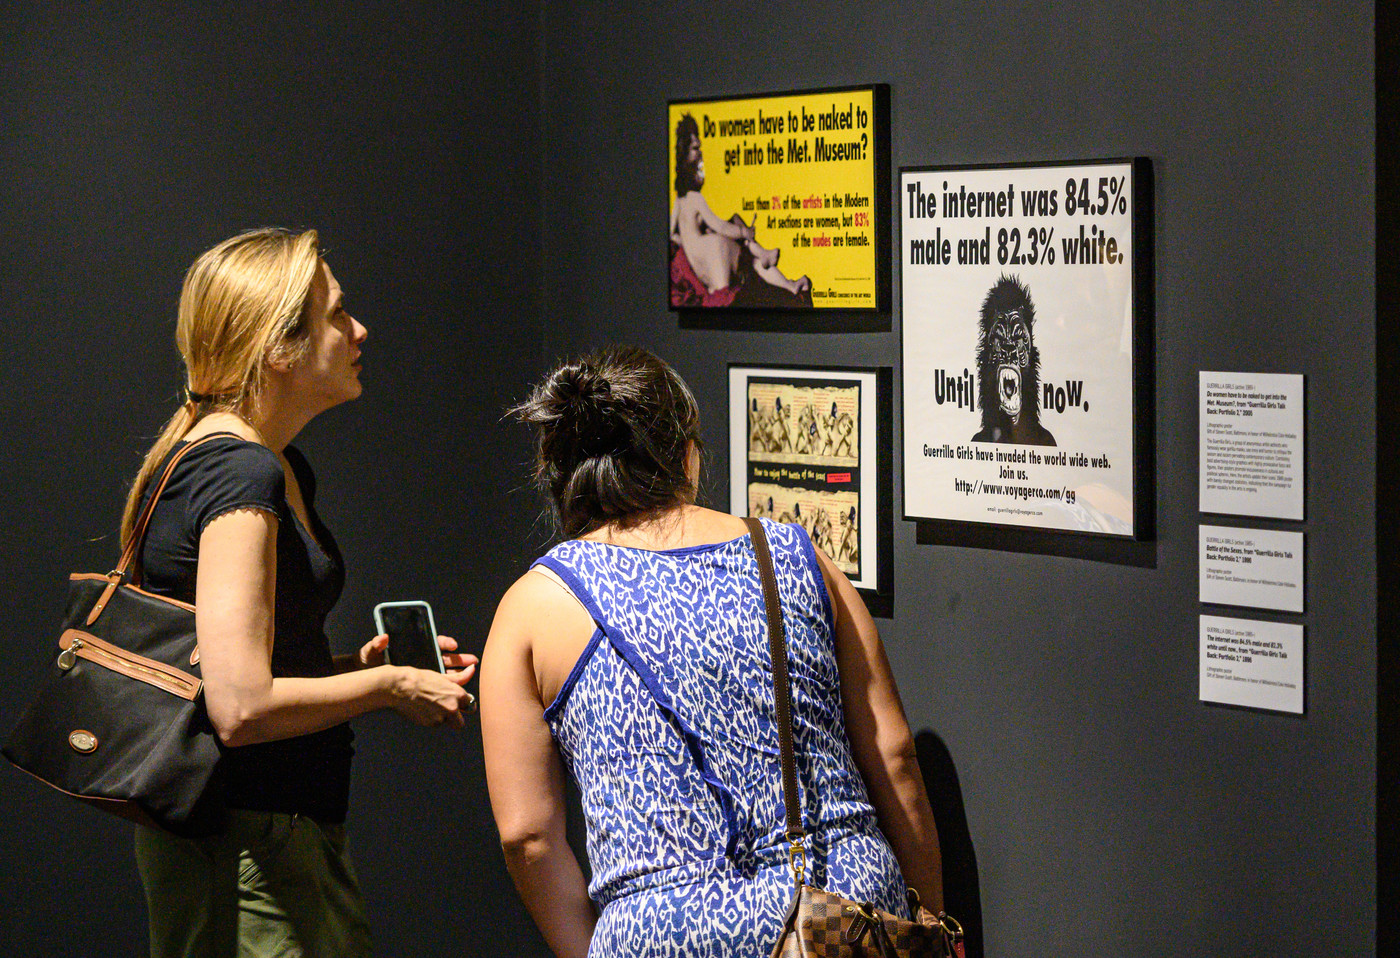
[120, 403, 199, 546]
[119, 228, 321, 550]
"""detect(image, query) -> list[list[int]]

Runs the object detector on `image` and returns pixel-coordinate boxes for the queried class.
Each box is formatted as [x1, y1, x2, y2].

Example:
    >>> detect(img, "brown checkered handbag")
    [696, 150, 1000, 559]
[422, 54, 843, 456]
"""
[771, 886, 963, 958]
[743, 519, 965, 958]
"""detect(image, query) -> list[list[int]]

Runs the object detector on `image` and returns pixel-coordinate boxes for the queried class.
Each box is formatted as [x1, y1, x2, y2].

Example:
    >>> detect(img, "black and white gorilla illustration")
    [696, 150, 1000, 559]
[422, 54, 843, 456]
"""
[748, 398, 765, 454]
[972, 275, 1056, 446]
[766, 396, 791, 453]
[794, 403, 818, 455]
[779, 500, 808, 531]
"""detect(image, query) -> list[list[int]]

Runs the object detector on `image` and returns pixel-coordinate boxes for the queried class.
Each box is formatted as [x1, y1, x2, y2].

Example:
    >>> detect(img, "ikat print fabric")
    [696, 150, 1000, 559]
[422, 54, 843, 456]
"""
[536, 519, 908, 957]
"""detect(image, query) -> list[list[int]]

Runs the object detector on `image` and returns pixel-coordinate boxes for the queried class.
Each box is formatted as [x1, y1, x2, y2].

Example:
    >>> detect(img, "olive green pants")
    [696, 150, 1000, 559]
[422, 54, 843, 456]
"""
[135, 810, 373, 958]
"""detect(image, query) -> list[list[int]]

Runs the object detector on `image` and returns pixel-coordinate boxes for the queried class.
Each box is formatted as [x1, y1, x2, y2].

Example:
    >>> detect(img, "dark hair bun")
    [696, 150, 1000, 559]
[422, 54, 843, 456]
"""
[543, 362, 630, 461]
[512, 345, 702, 538]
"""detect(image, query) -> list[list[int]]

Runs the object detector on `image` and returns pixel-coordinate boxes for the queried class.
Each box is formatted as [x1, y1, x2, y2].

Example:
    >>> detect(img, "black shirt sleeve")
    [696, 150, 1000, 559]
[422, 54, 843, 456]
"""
[186, 441, 285, 535]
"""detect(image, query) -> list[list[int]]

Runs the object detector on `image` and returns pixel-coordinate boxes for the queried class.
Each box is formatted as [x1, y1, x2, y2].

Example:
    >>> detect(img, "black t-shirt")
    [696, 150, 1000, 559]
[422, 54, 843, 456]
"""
[138, 435, 353, 822]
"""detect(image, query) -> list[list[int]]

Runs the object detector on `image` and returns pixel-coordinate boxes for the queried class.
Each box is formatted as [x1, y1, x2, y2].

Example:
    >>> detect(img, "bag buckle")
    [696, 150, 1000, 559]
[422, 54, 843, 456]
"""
[85, 569, 127, 626]
[841, 903, 883, 947]
[787, 835, 806, 889]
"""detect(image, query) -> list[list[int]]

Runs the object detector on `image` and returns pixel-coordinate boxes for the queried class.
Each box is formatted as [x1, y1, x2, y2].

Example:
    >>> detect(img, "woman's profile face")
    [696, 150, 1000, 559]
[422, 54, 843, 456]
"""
[286, 260, 368, 411]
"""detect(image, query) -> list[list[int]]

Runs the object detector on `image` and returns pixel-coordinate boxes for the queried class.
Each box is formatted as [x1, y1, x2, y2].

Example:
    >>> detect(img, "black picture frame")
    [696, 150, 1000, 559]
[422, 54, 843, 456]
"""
[899, 157, 1155, 565]
[669, 84, 891, 332]
[728, 363, 894, 617]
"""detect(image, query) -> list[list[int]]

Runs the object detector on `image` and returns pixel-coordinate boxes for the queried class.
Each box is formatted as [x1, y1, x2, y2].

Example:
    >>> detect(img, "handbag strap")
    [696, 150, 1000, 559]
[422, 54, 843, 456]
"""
[742, 516, 808, 887]
[86, 431, 246, 625]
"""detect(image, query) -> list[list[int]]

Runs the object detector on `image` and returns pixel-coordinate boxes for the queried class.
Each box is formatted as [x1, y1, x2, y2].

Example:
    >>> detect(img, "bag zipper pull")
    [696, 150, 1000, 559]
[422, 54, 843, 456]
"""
[57, 637, 84, 670]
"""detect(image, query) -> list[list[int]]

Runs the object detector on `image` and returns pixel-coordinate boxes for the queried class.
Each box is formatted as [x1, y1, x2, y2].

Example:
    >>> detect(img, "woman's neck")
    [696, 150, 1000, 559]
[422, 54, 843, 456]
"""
[580, 504, 748, 551]
[187, 402, 307, 455]
[245, 408, 305, 454]
[190, 388, 315, 453]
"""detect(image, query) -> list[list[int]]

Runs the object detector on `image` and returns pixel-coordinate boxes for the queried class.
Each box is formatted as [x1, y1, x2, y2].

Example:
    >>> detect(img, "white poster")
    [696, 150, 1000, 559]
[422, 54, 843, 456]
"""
[901, 160, 1141, 536]
[1199, 526, 1304, 613]
[1199, 615, 1304, 714]
[1199, 372, 1304, 520]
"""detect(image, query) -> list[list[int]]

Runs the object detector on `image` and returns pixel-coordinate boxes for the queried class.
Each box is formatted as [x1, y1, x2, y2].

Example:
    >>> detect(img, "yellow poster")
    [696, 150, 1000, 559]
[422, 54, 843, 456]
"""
[668, 87, 885, 310]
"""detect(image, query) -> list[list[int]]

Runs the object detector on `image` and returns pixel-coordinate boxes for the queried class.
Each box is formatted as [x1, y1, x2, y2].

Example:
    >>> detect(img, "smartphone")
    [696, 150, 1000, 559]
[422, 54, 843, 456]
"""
[373, 601, 445, 673]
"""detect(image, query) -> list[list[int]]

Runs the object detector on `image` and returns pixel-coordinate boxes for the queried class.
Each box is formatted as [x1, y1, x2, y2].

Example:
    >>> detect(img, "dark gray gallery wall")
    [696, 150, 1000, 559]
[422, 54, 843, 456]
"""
[0, 3, 550, 955]
[536, 3, 1376, 957]
[0, 3, 1379, 957]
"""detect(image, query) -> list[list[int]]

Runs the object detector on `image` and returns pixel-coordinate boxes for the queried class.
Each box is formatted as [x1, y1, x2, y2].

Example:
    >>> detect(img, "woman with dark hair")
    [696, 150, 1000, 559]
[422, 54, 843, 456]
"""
[480, 345, 942, 957]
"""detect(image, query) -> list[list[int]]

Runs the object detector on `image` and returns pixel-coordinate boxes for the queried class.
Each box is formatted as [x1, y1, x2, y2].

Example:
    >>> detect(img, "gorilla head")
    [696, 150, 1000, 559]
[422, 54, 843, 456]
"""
[972, 275, 1056, 446]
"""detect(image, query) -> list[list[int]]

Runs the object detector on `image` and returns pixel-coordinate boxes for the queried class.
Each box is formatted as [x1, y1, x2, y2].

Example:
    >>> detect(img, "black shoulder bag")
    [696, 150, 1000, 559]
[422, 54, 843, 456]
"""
[3, 434, 236, 836]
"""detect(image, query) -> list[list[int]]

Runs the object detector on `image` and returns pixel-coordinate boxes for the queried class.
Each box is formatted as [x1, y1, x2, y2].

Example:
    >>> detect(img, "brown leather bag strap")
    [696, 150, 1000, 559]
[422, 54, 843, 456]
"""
[117, 432, 244, 577]
[87, 432, 244, 626]
[743, 517, 808, 881]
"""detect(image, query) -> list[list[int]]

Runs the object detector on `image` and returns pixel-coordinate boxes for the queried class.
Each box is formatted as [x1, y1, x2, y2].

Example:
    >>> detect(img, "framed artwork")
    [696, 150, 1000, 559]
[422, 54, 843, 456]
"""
[900, 158, 1154, 550]
[729, 364, 893, 616]
[668, 85, 890, 322]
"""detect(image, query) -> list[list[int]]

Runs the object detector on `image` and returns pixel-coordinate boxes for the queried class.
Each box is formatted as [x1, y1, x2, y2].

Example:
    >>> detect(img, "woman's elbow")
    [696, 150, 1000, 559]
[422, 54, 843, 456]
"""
[210, 711, 254, 748]
[204, 693, 264, 748]
[871, 729, 922, 784]
[882, 726, 919, 759]
[499, 827, 556, 870]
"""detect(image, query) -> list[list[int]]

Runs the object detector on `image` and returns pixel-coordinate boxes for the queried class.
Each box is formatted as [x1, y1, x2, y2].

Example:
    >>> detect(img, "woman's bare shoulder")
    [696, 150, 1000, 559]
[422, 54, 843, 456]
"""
[493, 566, 594, 642]
[675, 190, 707, 215]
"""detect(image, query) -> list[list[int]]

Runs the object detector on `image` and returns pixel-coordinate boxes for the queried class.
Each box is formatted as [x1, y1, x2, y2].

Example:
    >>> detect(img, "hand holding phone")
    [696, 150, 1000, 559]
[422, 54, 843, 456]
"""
[374, 601, 446, 674]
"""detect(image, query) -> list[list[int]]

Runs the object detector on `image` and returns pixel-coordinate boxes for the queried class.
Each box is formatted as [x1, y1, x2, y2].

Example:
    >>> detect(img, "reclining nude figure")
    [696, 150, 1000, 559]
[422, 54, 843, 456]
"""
[670, 114, 811, 301]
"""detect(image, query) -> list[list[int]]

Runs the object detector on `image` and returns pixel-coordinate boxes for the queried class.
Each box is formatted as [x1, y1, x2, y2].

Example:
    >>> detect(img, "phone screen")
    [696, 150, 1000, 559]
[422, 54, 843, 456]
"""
[380, 604, 443, 673]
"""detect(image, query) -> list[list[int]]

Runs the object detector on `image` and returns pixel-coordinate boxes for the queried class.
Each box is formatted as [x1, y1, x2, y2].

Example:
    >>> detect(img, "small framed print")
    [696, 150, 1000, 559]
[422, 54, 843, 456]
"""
[729, 363, 893, 616]
[669, 85, 891, 326]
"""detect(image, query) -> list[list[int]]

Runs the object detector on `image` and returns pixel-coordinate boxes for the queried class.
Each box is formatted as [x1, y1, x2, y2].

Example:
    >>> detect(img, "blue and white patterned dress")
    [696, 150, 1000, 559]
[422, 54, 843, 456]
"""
[535, 518, 909, 958]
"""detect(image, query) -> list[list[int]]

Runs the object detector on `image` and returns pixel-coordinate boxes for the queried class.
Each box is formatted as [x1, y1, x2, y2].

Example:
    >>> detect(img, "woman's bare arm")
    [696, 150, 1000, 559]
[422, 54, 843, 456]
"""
[480, 573, 597, 958]
[815, 545, 945, 913]
[195, 508, 475, 746]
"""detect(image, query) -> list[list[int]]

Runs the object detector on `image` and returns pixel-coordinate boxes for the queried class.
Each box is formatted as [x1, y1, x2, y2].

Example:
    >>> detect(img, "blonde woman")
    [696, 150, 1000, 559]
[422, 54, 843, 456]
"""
[127, 228, 475, 957]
